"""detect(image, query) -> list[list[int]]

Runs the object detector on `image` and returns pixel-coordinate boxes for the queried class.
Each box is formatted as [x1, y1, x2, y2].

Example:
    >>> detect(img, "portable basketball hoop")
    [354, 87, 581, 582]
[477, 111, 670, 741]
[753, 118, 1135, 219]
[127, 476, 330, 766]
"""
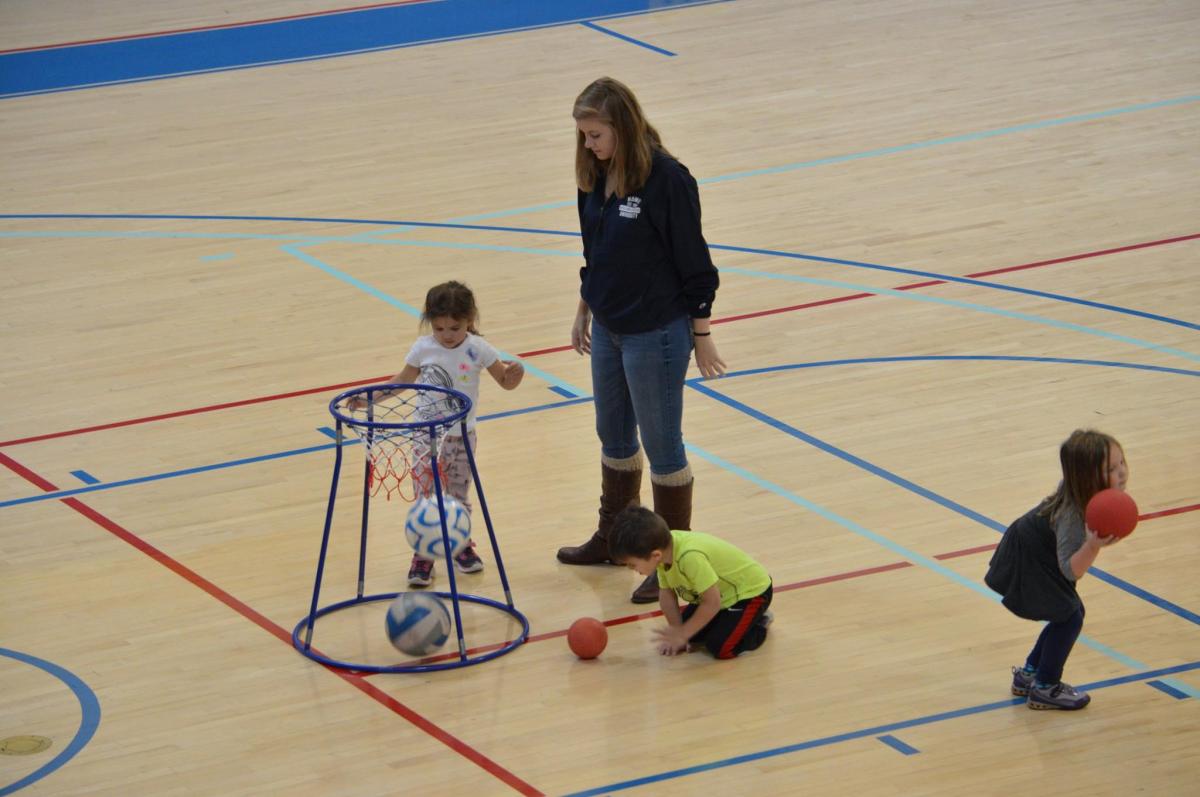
[292, 383, 529, 673]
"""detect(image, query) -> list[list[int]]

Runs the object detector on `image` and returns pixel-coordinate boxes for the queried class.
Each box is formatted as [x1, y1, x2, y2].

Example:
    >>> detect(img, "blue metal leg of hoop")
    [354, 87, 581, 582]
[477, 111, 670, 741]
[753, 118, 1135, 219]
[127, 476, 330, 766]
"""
[302, 421, 345, 650]
[428, 436, 469, 661]
[356, 418, 373, 600]
[295, 383, 529, 672]
[460, 419, 517, 608]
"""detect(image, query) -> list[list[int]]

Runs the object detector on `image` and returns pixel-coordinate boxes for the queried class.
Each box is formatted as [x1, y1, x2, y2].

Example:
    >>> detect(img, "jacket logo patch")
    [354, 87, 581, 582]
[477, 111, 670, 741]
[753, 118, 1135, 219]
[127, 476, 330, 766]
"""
[618, 196, 642, 219]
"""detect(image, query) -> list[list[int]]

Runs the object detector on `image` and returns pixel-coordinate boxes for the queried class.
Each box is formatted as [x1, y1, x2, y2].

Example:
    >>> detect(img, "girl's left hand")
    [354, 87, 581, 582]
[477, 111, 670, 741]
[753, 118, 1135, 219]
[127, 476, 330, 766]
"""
[693, 335, 727, 378]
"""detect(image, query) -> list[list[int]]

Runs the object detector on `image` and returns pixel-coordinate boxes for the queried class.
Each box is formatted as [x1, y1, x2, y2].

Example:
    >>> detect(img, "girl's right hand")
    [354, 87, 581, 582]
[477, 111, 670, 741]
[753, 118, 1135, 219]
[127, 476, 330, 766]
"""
[571, 311, 592, 355]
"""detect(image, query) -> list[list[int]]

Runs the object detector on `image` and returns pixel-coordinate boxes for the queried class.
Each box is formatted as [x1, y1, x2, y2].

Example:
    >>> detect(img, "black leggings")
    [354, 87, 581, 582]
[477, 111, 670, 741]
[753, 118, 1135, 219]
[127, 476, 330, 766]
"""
[1025, 604, 1085, 684]
[681, 584, 773, 659]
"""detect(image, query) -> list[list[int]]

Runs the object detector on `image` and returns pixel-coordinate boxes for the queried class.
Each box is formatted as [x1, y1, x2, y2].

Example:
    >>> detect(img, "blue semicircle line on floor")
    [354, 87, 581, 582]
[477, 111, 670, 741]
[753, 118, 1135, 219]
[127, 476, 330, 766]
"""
[714, 246, 1200, 332]
[3, 217, 1192, 336]
[0, 647, 101, 796]
[718, 265, 1200, 361]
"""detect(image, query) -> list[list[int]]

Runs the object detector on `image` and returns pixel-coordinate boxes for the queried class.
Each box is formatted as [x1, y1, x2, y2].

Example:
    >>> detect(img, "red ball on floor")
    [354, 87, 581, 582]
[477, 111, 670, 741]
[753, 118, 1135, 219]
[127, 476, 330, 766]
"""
[567, 617, 608, 659]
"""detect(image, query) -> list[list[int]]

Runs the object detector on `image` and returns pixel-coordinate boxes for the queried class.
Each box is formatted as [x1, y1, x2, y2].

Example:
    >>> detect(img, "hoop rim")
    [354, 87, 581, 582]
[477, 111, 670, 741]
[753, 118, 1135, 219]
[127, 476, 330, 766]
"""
[328, 383, 472, 431]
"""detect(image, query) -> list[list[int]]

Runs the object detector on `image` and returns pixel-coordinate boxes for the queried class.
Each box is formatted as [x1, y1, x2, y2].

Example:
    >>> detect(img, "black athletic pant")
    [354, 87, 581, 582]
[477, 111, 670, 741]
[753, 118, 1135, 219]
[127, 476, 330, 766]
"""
[681, 583, 773, 659]
[1025, 604, 1085, 684]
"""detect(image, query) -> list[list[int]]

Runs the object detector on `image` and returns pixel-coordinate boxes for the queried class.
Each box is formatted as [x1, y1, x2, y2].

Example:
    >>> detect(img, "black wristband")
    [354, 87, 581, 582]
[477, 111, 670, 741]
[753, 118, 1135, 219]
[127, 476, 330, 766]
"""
[692, 331, 711, 336]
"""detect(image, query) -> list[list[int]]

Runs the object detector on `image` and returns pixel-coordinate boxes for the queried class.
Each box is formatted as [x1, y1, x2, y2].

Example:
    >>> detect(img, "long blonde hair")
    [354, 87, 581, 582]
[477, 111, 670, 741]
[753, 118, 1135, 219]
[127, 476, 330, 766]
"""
[573, 77, 671, 197]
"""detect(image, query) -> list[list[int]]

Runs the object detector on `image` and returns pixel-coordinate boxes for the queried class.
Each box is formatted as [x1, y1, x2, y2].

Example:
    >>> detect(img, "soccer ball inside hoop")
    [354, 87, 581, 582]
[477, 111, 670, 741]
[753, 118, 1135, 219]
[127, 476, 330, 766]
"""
[405, 495, 471, 559]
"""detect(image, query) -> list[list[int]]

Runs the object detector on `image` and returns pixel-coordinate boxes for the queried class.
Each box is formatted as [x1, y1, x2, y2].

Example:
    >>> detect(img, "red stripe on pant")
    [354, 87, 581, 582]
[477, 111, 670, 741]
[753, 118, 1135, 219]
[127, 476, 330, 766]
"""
[717, 594, 766, 659]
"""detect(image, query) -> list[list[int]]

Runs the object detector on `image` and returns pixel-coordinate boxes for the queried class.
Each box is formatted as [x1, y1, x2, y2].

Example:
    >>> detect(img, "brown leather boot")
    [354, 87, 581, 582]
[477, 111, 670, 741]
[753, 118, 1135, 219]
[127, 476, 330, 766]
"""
[557, 462, 642, 565]
[631, 479, 694, 603]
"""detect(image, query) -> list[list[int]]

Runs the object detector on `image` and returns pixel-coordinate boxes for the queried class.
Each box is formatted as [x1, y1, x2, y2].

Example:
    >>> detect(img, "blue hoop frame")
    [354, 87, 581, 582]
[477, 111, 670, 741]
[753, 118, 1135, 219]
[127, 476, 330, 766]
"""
[292, 383, 529, 673]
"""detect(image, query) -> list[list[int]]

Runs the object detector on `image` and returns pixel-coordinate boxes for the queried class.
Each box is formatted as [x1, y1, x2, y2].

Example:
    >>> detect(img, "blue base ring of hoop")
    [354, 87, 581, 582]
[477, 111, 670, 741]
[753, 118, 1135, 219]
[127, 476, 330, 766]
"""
[292, 592, 529, 673]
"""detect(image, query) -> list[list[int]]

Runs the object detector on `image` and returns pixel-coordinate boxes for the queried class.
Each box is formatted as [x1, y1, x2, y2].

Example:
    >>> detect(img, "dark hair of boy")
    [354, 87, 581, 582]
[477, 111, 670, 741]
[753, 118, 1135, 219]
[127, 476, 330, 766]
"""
[608, 505, 672, 561]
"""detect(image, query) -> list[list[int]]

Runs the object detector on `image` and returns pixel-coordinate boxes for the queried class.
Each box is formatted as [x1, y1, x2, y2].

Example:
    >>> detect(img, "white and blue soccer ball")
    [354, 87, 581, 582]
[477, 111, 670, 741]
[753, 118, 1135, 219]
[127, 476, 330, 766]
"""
[385, 592, 452, 656]
[405, 495, 471, 559]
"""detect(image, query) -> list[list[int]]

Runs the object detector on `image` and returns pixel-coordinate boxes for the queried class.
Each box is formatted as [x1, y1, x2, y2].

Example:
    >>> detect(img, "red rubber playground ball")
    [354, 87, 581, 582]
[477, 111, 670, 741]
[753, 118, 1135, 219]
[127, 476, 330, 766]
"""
[567, 617, 608, 659]
[1085, 488, 1139, 539]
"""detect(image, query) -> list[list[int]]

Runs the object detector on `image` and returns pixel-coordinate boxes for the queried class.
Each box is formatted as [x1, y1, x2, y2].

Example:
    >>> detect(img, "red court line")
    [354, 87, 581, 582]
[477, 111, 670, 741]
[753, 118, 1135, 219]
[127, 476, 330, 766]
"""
[2, 231, 1195, 448]
[969, 233, 1200, 278]
[0, 448, 543, 797]
[399, 519, 1200, 668]
[935, 543, 997, 560]
[0, 1, 437, 54]
[0, 375, 388, 447]
[1139, 503, 1200, 520]
[708, 232, 1200, 327]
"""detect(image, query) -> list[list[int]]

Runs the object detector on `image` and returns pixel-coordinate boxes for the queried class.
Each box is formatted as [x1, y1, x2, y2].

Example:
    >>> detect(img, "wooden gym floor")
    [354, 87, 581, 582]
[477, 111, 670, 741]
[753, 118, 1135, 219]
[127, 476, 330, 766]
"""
[1, 1, 1197, 794]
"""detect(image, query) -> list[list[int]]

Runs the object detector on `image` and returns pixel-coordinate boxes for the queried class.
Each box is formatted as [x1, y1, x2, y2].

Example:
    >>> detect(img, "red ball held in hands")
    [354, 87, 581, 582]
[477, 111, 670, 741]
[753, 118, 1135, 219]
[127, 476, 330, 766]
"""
[1085, 488, 1139, 539]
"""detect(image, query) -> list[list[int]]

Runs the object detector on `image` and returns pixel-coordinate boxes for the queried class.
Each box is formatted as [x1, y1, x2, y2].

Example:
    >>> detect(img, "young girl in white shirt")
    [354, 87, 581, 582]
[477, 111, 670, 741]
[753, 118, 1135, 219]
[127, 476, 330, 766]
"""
[383, 281, 524, 587]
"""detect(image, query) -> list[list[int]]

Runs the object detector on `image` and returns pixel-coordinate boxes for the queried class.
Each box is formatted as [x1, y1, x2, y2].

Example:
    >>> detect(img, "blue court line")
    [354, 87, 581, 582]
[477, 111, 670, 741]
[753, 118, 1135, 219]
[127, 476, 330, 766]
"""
[876, 735, 920, 755]
[5, 353, 1195, 713]
[2, 355, 1192, 678]
[580, 21, 676, 56]
[4, 217, 1194, 340]
[718, 265, 1200, 362]
[446, 94, 1200, 222]
[713, 244, 1200, 332]
[563, 660, 1200, 796]
[0, 647, 101, 797]
[700, 94, 1200, 184]
[1146, 680, 1191, 700]
[317, 427, 339, 440]
[0, 442, 338, 508]
[718, 354, 1200, 381]
[688, 363, 1200, 630]
[0, 0, 726, 98]
[680, 441, 1178, 684]
[70, 469, 100, 485]
[0, 228, 581, 259]
[0, 214, 581, 237]
[0, 397, 593, 509]
[279, 243, 587, 397]
[549, 386, 580, 398]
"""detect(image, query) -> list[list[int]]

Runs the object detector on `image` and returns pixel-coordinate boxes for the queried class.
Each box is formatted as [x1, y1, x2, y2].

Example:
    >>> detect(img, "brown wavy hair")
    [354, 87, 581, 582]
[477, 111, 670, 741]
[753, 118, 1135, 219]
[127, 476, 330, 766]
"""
[421, 280, 480, 334]
[1039, 428, 1124, 524]
[573, 77, 672, 198]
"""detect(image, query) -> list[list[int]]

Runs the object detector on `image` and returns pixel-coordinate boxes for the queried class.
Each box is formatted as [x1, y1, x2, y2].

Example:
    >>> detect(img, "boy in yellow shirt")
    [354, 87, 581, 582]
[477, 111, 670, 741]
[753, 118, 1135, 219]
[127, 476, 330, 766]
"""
[609, 506, 773, 658]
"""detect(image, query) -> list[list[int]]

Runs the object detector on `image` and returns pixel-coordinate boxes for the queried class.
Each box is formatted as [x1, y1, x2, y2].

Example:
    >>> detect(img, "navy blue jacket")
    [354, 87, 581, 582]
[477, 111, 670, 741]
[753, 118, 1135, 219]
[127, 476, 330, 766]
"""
[578, 151, 719, 334]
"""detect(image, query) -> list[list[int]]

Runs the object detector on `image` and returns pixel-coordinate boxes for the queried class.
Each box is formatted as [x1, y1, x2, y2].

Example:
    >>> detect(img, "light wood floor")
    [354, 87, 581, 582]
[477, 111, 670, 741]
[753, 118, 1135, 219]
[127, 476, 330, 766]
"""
[2, 1, 1198, 795]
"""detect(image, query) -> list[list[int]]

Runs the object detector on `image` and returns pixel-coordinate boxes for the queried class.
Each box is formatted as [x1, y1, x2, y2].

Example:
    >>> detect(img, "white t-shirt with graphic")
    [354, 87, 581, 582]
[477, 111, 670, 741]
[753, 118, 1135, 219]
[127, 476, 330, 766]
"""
[404, 333, 499, 433]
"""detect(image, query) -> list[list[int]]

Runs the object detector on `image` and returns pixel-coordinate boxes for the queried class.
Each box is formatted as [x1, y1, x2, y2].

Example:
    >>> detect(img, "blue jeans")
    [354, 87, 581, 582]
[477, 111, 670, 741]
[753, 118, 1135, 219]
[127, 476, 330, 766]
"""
[590, 315, 692, 476]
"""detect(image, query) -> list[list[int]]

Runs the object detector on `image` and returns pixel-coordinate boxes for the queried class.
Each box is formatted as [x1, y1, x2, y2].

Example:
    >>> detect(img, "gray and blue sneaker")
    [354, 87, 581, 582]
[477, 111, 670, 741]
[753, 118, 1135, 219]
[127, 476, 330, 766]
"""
[1011, 666, 1036, 697]
[1028, 681, 1091, 710]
